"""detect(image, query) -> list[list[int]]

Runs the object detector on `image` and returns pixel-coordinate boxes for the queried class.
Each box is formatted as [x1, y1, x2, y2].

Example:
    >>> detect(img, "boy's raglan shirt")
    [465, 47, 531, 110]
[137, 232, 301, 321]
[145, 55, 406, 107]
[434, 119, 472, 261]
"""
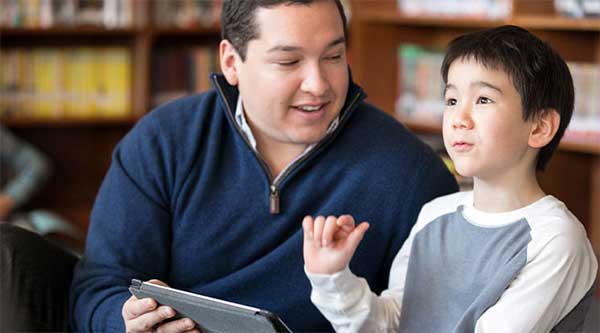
[307, 191, 598, 333]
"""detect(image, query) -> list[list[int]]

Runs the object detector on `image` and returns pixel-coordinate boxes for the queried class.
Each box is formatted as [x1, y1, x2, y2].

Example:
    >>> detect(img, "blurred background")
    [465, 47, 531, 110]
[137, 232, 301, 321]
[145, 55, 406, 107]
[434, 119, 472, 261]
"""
[0, 0, 599, 329]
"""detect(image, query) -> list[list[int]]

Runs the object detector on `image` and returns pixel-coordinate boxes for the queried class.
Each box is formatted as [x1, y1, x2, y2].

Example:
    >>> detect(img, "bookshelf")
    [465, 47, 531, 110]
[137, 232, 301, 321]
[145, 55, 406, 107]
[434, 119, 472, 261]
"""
[349, 0, 600, 268]
[0, 0, 221, 232]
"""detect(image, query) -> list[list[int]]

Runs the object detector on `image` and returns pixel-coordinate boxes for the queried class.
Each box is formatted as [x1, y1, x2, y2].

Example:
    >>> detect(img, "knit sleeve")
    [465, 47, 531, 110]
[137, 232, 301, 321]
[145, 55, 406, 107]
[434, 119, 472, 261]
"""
[69, 116, 174, 332]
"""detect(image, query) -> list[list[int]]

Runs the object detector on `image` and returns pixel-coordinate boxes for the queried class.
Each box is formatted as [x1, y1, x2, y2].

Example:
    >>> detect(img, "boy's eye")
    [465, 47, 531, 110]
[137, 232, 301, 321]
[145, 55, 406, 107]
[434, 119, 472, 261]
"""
[445, 98, 457, 106]
[324, 54, 342, 62]
[477, 97, 493, 104]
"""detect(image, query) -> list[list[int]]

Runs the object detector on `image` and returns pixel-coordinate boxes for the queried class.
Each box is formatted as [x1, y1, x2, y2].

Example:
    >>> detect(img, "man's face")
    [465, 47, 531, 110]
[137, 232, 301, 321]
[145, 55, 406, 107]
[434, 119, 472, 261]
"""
[228, 0, 349, 149]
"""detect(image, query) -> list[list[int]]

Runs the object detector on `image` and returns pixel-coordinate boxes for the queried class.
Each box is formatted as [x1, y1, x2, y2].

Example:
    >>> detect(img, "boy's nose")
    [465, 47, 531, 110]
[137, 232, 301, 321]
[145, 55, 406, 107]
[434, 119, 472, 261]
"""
[452, 105, 474, 129]
[300, 63, 330, 97]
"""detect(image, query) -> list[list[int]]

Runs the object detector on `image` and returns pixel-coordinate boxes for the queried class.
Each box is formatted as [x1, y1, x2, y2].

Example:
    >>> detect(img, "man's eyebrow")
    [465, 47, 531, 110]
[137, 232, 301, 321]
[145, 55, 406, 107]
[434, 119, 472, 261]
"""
[266, 37, 346, 53]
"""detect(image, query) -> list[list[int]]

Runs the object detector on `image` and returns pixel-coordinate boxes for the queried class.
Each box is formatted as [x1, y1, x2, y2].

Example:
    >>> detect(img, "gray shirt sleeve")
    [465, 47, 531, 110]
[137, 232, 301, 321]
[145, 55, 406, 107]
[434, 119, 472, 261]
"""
[0, 126, 51, 207]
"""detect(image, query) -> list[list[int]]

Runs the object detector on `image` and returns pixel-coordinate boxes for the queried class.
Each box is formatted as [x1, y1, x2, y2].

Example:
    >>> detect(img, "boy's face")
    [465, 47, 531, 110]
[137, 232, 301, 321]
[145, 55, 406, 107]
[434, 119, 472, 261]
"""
[225, 0, 349, 149]
[442, 58, 536, 181]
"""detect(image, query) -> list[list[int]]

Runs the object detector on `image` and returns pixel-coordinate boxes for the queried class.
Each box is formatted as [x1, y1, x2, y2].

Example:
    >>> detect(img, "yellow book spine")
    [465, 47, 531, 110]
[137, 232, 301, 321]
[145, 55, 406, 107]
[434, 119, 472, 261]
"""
[65, 48, 98, 118]
[32, 48, 62, 118]
[98, 48, 131, 118]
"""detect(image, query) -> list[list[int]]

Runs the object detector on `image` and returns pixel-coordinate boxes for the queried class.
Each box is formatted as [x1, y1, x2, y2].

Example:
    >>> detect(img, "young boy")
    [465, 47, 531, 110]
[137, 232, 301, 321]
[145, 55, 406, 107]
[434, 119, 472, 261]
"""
[302, 25, 598, 332]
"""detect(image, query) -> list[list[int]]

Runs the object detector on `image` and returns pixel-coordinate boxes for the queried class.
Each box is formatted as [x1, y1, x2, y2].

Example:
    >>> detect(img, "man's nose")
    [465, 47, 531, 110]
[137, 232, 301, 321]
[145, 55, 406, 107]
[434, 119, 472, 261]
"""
[300, 62, 330, 96]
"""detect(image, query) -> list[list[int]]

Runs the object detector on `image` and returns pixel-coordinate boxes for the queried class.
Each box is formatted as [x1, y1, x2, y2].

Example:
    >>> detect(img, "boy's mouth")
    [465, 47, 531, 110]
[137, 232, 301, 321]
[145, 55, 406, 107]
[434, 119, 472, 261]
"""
[453, 141, 474, 152]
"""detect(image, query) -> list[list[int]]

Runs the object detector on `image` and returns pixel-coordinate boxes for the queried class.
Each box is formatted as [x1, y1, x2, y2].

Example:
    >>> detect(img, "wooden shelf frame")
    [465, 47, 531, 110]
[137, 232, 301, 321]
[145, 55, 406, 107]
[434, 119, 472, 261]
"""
[358, 11, 600, 32]
[0, 1, 225, 230]
[398, 118, 600, 155]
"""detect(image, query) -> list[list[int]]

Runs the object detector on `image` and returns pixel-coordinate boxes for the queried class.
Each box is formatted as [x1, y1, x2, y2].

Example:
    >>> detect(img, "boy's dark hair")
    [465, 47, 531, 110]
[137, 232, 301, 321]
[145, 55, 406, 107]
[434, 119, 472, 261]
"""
[221, 0, 347, 61]
[441, 25, 574, 171]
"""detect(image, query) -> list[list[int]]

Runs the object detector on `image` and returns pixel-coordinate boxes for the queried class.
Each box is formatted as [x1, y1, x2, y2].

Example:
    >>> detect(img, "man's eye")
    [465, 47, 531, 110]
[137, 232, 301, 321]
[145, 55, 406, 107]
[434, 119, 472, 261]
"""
[477, 97, 493, 104]
[277, 60, 299, 66]
[445, 98, 457, 106]
[325, 54, 342, 61]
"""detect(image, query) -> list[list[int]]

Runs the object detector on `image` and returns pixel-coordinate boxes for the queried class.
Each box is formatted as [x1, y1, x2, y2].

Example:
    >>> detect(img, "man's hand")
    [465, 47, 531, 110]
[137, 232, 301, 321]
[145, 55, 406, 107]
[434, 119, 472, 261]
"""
[122, 279, 200, 333]
[303, 215, 369, 274]
[0, 194, 15, 222]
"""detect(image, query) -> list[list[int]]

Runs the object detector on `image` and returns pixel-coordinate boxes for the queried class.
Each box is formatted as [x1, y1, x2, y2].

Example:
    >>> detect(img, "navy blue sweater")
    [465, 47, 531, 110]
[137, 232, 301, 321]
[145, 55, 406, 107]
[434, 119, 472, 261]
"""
[70, 74, 457, 332]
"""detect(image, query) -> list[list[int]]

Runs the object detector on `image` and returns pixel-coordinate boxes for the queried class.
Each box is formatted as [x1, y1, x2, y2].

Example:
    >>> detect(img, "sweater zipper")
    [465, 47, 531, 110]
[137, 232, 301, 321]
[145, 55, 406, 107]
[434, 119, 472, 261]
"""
[214, 77, 362, 215]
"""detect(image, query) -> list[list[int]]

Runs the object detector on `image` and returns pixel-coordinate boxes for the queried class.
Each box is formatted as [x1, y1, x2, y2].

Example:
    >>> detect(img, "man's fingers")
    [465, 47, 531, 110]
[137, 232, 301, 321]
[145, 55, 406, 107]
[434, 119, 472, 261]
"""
[322, 216, 339, 246]
[123, 296, 157, 320]
[157, 317, 196, 333]
[127, 305, 175, 332]
[313, 216, 326, 245]
[147, 279, 169, 287]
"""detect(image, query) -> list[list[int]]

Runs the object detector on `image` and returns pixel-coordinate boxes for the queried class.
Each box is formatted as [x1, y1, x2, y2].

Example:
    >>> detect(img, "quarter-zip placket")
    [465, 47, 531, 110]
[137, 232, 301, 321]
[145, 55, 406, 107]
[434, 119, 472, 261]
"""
[214, 76, 363, 215]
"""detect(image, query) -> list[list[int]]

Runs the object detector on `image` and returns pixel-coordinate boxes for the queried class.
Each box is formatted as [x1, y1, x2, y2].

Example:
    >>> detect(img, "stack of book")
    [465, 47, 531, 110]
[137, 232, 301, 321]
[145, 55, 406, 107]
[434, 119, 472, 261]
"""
[555, 0, 600, 18]
[396, 44, 600, 146]
[151, 46, 220, 107]
[397, 0, 512, 19]
[153, 0, 221, 29]
[0, 47, 132, 119]
[0, 0, 133, 28]
[396, 44, 445, 126]
[566, 62, 600, 145]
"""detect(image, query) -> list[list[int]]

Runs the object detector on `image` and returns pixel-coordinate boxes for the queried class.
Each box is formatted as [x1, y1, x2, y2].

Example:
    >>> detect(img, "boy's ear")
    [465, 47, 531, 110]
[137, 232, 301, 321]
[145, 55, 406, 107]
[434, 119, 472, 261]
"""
[529, 108, 560, 149]
[220, 40, 240, 86]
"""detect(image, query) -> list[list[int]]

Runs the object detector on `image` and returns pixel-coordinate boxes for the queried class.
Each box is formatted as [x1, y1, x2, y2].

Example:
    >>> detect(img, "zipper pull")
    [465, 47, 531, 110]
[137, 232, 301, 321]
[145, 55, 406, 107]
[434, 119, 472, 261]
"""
[270, 185, 280, 214]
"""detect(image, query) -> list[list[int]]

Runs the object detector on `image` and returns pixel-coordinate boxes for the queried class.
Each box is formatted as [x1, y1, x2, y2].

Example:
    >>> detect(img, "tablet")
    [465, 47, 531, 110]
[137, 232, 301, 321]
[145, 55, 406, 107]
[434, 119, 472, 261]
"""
[129, 279, 293, 333]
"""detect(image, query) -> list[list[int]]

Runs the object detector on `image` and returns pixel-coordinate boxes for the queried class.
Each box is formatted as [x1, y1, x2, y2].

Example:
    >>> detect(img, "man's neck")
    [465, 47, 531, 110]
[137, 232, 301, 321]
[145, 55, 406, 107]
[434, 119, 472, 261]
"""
[255, 136, 308, 180]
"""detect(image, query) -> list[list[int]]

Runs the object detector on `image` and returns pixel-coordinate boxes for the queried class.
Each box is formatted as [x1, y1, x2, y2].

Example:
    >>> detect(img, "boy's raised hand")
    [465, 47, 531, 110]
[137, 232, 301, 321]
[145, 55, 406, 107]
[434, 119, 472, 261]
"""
[303, 215, 370, 274]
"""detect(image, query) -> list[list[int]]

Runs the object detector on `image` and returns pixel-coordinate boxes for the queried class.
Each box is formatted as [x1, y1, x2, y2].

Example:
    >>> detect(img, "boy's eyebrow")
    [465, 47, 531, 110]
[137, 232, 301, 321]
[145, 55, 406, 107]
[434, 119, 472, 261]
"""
[266, 37, 346, 53]
[444, 84, 456, 95]
[473, 81, 503, 93]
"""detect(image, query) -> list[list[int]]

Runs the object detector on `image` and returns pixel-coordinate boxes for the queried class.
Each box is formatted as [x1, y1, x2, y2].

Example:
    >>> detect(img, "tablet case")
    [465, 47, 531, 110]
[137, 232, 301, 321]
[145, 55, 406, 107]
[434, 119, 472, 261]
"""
[129, 279, 293, 333]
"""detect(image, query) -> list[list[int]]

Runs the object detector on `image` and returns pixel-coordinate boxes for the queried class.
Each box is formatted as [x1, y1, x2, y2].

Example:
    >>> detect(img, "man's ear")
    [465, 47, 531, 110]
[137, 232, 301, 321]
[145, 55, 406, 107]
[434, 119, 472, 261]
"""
[529, 108, 561, 148]
[220, 39, 240, 86]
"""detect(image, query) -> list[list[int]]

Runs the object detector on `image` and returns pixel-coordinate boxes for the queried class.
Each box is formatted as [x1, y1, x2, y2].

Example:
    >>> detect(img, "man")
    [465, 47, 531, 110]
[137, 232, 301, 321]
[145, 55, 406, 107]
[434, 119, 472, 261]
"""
[69, 1, 457, 332]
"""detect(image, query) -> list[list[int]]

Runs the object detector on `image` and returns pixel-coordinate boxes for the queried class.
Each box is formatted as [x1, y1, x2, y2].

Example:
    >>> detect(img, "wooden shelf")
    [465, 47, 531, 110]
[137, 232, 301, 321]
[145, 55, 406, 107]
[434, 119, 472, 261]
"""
[512, 15, 600, 31]
[559, 140, 600, 155]
[359, 11, 506, 28]
[1, 116, 140, 128]
[398, 118, 600, 155]
[358, 11, 600, 32]
[0, 27, 140, 37]
[150, 26, 221, 37]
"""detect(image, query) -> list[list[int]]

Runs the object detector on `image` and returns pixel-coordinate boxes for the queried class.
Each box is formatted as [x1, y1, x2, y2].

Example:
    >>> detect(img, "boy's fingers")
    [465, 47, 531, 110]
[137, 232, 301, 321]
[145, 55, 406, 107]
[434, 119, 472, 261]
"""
[322, 216, 339, 246]
[336, 215, 356, 231]
[302, 215, 314, 240]
[346, 222, 370, 252]
[313, 216, 326, 245]
[333, 228, 351, 241]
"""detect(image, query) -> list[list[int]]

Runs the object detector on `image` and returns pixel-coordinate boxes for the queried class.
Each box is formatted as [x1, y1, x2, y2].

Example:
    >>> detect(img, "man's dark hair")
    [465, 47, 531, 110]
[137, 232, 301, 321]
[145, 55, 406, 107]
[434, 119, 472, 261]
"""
[221, 0, 347, 61]
[440, 25, 574, 171]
